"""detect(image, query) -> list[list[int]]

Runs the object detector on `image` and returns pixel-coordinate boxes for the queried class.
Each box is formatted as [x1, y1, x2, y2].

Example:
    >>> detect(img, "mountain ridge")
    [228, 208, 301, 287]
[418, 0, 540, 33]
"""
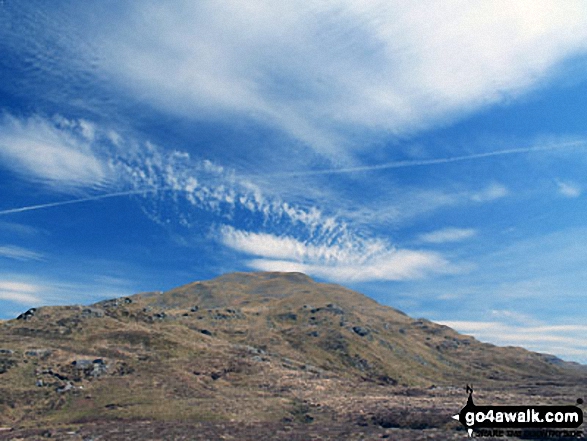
[0, 272, 584, 438]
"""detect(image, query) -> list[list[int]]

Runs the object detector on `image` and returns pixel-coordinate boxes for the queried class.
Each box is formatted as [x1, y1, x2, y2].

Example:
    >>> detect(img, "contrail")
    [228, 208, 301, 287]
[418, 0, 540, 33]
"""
[2, 140, 584, 215]
[0, 188, 161, 216]
[272, 140, 587, 177]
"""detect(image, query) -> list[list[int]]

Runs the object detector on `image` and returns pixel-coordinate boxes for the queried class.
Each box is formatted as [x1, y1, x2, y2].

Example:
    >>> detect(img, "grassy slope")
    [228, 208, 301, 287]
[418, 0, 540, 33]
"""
[0, 272, 582, 429]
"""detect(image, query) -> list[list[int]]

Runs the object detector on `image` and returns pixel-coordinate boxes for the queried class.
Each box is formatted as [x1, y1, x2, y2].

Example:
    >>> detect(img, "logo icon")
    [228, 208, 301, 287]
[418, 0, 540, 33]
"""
[452, 385, 583, 438]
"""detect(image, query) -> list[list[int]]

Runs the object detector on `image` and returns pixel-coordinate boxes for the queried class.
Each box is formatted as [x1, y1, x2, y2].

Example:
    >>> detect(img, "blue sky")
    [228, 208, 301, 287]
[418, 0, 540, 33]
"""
[1, 1, 587, 363]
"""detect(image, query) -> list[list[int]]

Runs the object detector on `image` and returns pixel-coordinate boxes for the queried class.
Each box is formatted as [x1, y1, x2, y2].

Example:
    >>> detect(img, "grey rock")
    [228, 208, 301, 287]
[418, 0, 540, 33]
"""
[81, 308, 104, 318]
[90, 364, 108, 378]
[16, 308, 37, 321]
[72, 359, 94, 369]
[310, 304, 345, 315]
[277, 312, 298, 321]
[208, 308, 244, 320]
[72, 359, 109, 377]
[326, 304, 345, 314]
[25, 349, 52, 357]
[301, 364, 323, 375]
[352, 326, 370, 337]
[234, 344, 265, 355]
[101, 299, 121, 308]
[56, 382, 74, 393]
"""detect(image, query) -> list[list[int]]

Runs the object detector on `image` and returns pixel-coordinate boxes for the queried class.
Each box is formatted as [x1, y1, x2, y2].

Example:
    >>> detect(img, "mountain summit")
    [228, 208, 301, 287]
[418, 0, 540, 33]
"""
[119, 271, 579, 385]
[0, 272, 584, 439]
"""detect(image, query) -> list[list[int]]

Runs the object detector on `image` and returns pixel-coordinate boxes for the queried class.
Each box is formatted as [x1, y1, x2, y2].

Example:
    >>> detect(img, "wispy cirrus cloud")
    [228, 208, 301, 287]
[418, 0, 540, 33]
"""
[0, 221, 41, 236]
[0, 112, 493, 287]
[469, 183, 509, 202]
[0, 114, 346, 233]
[0, 114, 357, 264]
[556, 180, 581, 198]
[0, 271, 141, 315]
[439, 319, 587, 363]
[121, 144, 474, 283]
[0, 245, 44, 261]
[0, 281, 42, 305]
[95, 1, 587, 151]
[220, 226, 461, 282]
[0, 114, 111, 190]
[0, 111, 532, 293]
[400, 226, 587, 363]
[271, 139, 587, 177]
[419, 228, 476, 244]
[341, 182, 510, 228]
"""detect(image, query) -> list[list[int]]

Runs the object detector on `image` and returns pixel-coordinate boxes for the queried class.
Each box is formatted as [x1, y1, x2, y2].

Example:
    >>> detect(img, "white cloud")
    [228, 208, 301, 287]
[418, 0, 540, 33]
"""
[0, 273, 140, 312]
[118, 140, 470, 284]
[343, 182, 509, 228]
[99, 1, 587, 151]
[0, 281, 39, 292]
[0, 281, 42, 305]
[99, 135, 359, 243]
[556, 180, 581, 198]
[0, 245, 44, 261]
[489, 309, 541, 326]
[0, 114, 351, 250]
[0, 114, 110, 190]
[0, 221, 41, 236]
[469, 183, 509, 202]
[439, 319, 587, 363]
[419, 228, 476, 244]
[274, 139, 587, 177]
[221, 226, 460, 282]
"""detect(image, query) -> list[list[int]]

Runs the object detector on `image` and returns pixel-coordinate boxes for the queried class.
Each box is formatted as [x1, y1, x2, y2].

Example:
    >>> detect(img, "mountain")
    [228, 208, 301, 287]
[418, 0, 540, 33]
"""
[0, 272, 584, 440]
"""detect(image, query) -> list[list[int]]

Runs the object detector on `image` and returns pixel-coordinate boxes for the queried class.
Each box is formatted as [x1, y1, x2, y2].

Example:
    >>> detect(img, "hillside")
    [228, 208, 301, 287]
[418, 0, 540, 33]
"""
[0, 272, 584, 440]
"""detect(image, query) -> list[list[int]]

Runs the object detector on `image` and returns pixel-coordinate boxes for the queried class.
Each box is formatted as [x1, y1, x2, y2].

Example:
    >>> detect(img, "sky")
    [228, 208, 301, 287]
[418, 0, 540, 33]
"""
[1, 1, 587, 363]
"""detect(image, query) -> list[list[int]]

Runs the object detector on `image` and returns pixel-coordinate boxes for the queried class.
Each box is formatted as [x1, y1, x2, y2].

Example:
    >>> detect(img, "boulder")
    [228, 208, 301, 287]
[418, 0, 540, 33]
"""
[352, 326, 370, 337]
[72, 359, 94, 369]
[16, 308, 37, 321]
[72, 359, 109, 378]
[81, 308, 104, 318]
[25, 349, 52, 357]
[56, 382, 74, 393]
